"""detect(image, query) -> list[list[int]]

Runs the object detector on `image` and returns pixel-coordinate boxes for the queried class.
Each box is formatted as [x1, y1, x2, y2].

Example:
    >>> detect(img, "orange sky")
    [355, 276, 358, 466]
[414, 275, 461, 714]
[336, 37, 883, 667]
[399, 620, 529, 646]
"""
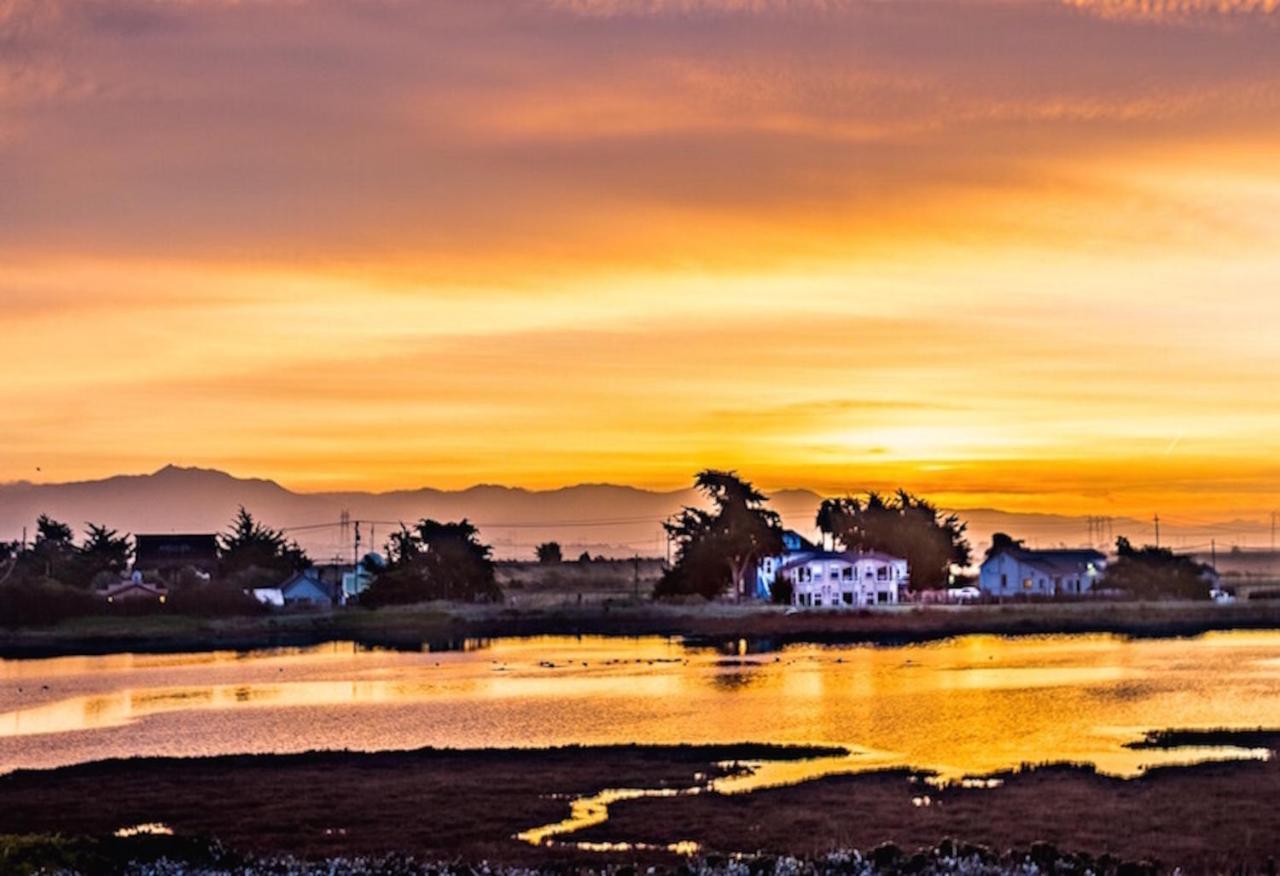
[2, 0, 1279, 518]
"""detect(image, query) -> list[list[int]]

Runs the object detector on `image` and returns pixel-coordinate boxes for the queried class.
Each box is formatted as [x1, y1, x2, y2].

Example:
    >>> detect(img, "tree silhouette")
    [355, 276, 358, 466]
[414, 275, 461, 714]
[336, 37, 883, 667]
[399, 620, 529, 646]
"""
[816, 490, 970, 590]
[657, 470, 784, 601]
[365, 519, 501, 606]
[985, 532, 1026, 561]
[535, 542, 563, 564]
[27, 515, 78, 583]
[1104, 537, 1212, 600]
[218, 507, 309, 584]
[74, 524, 133, 588]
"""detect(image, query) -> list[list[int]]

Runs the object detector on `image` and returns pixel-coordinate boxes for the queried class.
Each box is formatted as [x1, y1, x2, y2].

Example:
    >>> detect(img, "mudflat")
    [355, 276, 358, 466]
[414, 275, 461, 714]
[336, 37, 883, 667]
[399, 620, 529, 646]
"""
[0, 734, 1277, 872]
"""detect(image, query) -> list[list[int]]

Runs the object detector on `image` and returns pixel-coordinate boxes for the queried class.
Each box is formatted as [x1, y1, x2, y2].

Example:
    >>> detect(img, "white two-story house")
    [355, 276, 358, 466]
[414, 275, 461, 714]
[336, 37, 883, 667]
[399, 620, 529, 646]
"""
[779, 551, 909, 608]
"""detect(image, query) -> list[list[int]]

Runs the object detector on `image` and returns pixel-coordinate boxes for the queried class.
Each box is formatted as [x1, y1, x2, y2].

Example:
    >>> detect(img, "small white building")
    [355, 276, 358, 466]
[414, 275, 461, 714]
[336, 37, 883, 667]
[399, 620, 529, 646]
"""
[779, 551, 908, 608]
[979, 546, 1107, 598]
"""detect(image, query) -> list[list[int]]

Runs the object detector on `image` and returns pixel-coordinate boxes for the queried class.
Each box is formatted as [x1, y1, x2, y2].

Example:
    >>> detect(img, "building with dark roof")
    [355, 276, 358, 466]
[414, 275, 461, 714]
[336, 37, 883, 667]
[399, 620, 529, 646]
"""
[134, 534, 220, 580]
[979, 544, 1107, 597]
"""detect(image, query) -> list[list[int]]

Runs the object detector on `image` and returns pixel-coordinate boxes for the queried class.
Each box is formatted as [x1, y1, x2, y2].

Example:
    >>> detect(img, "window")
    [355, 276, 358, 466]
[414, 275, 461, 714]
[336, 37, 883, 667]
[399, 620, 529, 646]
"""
[1001, 574, 1008, 589]
[842, 567, 853, 581]
[843, 593, 853, 606]
[877, 567, 888, 581]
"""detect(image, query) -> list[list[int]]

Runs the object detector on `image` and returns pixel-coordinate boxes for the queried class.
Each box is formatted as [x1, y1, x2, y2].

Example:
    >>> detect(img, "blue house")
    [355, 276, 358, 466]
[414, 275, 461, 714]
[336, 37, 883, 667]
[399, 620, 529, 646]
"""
[754, 529, 818, 599]
[979, 546, 1107, 597]
[278, 568, 338, 608]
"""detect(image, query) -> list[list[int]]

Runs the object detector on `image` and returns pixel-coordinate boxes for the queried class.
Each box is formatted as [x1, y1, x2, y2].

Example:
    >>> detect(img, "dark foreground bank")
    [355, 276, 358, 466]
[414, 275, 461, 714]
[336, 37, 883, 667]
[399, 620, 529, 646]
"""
[0, 837, 1181, 876]
[6, 600, 1280, 659]
[1, 734, 1279, 874]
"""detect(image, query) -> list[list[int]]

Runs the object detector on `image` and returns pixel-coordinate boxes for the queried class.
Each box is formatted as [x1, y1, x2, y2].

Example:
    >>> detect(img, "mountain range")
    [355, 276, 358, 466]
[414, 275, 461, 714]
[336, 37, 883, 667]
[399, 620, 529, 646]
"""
[0, 465, 1209, 562]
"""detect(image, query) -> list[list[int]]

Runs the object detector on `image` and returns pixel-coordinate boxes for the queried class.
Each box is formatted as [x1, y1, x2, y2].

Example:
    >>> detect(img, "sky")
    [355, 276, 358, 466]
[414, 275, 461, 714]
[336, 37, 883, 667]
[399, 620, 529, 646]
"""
[2, 0, 1279, 520]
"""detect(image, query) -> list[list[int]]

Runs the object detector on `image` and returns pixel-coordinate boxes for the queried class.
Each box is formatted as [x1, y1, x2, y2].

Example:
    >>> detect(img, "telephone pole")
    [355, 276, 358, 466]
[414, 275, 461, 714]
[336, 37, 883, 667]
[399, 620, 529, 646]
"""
[1153, 514, 1161, 549]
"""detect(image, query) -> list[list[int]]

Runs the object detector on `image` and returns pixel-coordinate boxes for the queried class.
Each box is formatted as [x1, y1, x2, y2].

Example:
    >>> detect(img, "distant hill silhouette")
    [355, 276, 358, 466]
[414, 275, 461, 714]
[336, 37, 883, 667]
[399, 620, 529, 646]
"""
[0, 466, 1172, 562]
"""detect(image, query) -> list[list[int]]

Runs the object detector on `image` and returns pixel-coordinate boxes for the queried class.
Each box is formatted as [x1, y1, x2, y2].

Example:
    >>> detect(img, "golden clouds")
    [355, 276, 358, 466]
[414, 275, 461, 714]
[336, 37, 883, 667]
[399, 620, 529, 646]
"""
[0, 0, 1279, 515]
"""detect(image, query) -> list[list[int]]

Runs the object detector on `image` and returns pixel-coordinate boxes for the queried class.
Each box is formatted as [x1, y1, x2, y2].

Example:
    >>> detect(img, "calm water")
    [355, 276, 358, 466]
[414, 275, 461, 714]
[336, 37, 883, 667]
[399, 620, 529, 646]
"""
[3, 633, 1280, 778]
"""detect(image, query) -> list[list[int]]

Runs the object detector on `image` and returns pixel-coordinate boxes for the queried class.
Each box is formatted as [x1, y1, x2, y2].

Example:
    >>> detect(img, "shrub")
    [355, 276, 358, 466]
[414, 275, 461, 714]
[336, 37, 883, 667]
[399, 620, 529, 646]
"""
[167, 583, 266, 618]
[0, 580, 102, 628]
[771, 575, 794, 605]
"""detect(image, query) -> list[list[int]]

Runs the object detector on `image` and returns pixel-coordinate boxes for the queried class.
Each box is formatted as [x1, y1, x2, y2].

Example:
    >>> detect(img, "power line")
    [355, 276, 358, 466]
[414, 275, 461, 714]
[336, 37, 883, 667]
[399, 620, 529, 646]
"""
[280, 515, 661, 533]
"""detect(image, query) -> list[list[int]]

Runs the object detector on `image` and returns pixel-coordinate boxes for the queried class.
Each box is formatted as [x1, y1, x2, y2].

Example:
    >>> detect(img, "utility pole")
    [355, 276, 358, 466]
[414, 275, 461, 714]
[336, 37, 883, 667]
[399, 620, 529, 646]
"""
[1153, 514, 1161, 549]
[1211, 539, 1217, 570]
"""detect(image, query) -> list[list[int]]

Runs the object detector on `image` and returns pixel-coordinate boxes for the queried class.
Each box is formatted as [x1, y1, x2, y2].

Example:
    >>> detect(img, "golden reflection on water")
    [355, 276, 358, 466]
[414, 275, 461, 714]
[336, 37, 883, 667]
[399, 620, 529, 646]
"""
[3, 632, 1280, 779]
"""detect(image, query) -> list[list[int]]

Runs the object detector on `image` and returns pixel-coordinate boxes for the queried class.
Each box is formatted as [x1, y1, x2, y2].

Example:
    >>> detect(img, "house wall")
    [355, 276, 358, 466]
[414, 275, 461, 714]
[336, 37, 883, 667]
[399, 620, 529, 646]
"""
[756, 552, 811, 599]
[980, 554, 1045, 596]
[282, 578, 333, 607]
[787, 558, 907, 608]
[978, 553, 1103, 597]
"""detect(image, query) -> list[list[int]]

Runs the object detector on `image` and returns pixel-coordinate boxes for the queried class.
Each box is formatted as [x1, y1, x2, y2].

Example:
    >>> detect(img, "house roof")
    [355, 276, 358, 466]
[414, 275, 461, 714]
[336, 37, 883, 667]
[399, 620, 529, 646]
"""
[782, 529, 817, 551]
[279, 568, 339, 599]
[991, 547, 1106, 576]
[778, 549, 906, 572]
[102, 580, 167, 599]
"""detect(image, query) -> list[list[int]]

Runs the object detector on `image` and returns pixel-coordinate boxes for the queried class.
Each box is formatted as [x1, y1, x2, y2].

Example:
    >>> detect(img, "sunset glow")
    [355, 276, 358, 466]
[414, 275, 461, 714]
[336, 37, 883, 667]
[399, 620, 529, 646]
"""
[3, 0, 1280, 518]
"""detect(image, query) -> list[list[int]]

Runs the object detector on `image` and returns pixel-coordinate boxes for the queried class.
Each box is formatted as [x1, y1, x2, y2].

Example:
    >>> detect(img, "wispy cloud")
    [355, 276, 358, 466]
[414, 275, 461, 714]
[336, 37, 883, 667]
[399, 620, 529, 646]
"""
[1063, 0, 1280, 21]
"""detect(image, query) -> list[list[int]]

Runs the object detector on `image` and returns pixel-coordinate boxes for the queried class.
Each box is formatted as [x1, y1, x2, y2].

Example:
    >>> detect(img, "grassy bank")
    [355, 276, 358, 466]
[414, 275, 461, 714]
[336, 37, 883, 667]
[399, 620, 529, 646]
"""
[5, 599, 1280, 659]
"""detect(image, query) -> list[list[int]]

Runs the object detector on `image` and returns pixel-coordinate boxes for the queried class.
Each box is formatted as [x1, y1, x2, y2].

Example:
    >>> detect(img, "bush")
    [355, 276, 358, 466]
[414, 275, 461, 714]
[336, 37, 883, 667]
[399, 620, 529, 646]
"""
[771, 575, 794, 605]
[0, 580, 102, 628]
[167, 583, 266, 618]
[0, 833, 227, 875]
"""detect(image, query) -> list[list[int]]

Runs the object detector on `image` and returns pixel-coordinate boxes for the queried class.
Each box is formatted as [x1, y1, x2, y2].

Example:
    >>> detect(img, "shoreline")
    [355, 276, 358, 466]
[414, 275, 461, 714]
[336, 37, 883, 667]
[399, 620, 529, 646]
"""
[5, 600, 1280, 659]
